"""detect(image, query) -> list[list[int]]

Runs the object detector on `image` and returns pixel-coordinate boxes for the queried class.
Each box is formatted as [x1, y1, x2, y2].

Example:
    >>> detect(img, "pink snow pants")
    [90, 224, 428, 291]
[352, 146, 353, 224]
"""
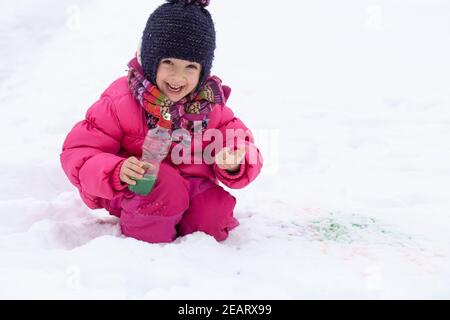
[101, 163, 240, 243]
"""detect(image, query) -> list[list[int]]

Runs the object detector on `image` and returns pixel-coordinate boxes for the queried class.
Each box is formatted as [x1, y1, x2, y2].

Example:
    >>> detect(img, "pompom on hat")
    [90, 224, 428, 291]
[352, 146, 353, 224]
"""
[139, 0, 216, 90]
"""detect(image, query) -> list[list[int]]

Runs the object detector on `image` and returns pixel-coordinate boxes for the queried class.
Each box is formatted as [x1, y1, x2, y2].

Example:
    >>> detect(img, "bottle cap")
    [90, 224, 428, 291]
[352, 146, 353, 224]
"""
[158, 113, 172, 129]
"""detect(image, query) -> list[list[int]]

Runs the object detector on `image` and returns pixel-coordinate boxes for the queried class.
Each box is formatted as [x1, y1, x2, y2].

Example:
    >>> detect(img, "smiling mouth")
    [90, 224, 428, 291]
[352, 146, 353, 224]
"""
[166, 82, 184, 94]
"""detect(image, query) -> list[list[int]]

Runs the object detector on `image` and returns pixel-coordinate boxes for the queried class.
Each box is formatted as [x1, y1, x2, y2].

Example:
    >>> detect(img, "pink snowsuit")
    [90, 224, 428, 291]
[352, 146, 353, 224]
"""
[60, 76, 263, 243]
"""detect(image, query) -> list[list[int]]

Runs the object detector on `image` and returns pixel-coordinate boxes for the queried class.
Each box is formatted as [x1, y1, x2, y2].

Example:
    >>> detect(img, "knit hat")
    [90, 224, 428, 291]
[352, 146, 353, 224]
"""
[140, 0, 216, 91]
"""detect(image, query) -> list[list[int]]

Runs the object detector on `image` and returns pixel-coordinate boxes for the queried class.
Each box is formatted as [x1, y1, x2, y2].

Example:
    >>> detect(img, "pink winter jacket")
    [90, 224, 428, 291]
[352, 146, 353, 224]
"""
[60, 76, 263, 209]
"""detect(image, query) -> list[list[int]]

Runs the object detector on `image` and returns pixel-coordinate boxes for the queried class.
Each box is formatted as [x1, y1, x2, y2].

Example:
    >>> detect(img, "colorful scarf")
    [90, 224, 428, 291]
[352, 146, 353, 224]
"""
[127, 57, 225, 137]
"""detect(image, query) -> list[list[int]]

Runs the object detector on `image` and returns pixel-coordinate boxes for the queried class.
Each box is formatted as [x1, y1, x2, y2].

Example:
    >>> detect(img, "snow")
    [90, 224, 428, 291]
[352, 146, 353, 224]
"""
[0, 0, 449, 299]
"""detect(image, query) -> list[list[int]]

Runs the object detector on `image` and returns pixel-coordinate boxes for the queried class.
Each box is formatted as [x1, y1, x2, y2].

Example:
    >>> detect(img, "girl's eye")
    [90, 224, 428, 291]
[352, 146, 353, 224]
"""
[187, 65, 198, 70]
[162, 60, 173, 65]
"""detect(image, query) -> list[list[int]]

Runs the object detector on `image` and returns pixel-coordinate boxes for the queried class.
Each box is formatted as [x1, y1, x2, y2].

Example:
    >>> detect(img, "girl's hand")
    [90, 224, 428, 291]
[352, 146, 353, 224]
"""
[120, 157, 153, 185]
[215, 146, 246, 173]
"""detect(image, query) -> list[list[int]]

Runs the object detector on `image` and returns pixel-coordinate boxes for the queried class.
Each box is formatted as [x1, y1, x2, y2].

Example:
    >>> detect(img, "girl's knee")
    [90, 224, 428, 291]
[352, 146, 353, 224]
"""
[121, 163, 190, 217]
[177, 185, 239, 241]
[119, 164, 190, 243]
[151, 163, 190, 212]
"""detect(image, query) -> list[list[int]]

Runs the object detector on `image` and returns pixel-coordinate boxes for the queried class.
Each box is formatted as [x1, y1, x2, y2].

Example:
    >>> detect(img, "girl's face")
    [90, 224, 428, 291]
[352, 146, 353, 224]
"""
[156, 58, 202, 102]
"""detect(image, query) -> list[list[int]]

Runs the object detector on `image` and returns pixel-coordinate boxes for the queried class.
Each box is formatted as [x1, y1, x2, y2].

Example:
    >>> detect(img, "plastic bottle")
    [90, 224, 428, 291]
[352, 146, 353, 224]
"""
[128, 113, 172, 196]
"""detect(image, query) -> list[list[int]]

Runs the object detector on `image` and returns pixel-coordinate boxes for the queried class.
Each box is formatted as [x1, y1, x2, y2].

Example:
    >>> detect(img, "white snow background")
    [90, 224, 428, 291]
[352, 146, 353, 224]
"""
[0, 0, 449, 299]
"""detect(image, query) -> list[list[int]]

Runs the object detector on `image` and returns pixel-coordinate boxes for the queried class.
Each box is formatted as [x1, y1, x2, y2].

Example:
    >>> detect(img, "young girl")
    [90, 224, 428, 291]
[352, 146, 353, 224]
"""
[60, 0, 263, 243]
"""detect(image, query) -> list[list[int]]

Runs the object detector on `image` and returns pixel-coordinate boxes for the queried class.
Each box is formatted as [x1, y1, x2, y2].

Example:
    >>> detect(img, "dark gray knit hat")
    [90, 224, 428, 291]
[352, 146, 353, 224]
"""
[140, 0, 216, 90]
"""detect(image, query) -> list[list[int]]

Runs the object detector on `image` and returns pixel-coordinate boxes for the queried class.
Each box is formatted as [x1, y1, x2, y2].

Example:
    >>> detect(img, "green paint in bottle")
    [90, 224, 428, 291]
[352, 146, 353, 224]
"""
[128, 175, 157, 196]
